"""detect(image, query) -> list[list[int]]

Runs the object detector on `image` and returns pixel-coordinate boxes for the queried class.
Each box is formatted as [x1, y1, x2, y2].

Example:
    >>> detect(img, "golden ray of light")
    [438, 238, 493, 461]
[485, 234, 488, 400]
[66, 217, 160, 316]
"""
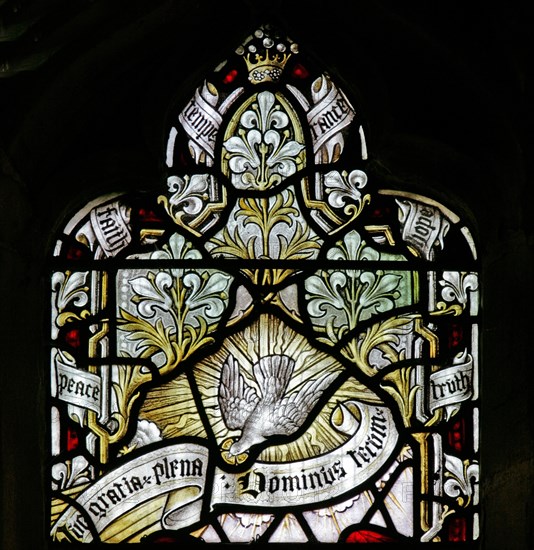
[386, 491, 404, 513]
[140, 313, 384, 460]
[282, 514, 292, 536]
[227, 514, 242, 540]
[384, 464, 412, 513]
[251, 515, 269, 541]
[190, 524, 210, 539]
[328, 507, 343, 534]
[139, 374, 206, 438]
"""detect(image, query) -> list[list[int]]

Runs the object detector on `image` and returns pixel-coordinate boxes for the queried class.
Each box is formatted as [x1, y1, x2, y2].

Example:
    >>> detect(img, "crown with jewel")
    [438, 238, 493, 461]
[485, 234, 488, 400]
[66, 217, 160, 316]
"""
[237, 26, 298, 84]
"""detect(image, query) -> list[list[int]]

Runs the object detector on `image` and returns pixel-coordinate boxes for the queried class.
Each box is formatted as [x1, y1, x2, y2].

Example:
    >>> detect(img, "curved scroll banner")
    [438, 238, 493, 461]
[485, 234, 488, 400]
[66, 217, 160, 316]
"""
[179, 81, 223, 163]
[51, 443, 208, 543]
[52, 349, 102, 414]
[52, 405, 399, 541]
[396, 198, 450, 260]
[429, 351, 474, 413]
[211, 404, 398, 508]
[161, 485, 203, 530]
[307, 74, 355, 156]
[82, 200, 132, 258]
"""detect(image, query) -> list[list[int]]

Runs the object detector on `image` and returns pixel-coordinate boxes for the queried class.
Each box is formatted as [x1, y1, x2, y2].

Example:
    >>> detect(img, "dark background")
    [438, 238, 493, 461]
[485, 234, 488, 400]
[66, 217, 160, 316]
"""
[1, 1, 532, 548]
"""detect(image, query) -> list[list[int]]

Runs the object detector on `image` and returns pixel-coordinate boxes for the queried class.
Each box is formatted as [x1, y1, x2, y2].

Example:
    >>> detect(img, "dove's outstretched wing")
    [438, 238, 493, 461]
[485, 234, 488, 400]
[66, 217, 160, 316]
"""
[218, 354, 260, 431]
[263, 370, 338, 437]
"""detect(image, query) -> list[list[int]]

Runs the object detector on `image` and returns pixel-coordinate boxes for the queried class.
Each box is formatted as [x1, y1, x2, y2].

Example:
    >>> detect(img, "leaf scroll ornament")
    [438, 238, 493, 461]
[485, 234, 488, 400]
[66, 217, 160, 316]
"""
[51, 271, 90, 339]
[440, 271, 479, 305]
[223, 91, 305, 190]
[51, 455, 92, 491]
[434, 271, 479, 316]
[166, 174, 209, 215]
[206, 187, 321, 286]
[111, 234, 233, 454]
[444, 454, 480, 507]
[130, 272, 173, 318]
[119, 233, 233, 371]
[305, 230, 404, 343]
[324, 169, 369, 212]
[158, 173, 225, 237]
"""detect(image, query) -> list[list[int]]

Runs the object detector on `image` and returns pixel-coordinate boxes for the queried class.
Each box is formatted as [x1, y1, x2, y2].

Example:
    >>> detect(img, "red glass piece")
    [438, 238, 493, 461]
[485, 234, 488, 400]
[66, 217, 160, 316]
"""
[151, 535, 177, 543]
[345, 529, 397, 543]
[448, 517, 467, 542]
[448, 322, 464, 349]
[292, 63, 309, 79]
[145, 532, 201, 543]
[369, 206, 392, 220]
[65, 328, 81, 348]
[178, 150, 190, 168]
[67, 426, 79, 451]
[138, 207, 162, 223]
[223, 69, 238, 84]
[448, 418, 465, 452]
[65, 244, 86, 260]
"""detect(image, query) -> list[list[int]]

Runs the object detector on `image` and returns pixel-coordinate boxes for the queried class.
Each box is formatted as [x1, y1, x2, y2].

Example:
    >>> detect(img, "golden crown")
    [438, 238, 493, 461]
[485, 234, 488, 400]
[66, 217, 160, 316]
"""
[237, 27, 298, 84]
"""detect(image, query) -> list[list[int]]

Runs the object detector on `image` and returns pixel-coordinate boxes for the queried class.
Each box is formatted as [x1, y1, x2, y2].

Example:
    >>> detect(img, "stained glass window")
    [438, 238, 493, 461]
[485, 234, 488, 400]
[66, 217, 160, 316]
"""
[48, 25, 480, 544]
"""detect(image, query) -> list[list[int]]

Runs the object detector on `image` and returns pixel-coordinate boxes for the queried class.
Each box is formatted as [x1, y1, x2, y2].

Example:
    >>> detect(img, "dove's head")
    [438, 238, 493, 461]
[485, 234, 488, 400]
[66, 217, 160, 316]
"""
[228, 431, 266, 457]
[228, 438, 249, 457]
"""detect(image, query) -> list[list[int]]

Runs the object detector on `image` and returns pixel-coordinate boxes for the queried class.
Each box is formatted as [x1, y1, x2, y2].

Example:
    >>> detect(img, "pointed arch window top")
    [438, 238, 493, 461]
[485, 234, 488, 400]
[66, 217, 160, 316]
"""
[48, 25, 480, 545]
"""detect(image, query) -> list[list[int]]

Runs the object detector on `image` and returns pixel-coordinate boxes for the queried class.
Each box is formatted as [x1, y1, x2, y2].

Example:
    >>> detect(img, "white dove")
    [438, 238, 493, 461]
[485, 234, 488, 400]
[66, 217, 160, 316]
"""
[218, 353, 337, 458]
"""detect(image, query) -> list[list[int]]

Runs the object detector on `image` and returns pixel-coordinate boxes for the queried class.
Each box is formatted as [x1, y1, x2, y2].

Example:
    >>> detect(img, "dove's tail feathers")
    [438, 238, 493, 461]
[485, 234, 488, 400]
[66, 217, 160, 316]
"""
[254, 354, 295, 401]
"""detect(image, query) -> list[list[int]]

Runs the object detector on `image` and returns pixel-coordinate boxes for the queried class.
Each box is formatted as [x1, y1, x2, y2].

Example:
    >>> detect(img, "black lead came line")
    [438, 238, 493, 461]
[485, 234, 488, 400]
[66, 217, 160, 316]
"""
[48, 258, 479, 272]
